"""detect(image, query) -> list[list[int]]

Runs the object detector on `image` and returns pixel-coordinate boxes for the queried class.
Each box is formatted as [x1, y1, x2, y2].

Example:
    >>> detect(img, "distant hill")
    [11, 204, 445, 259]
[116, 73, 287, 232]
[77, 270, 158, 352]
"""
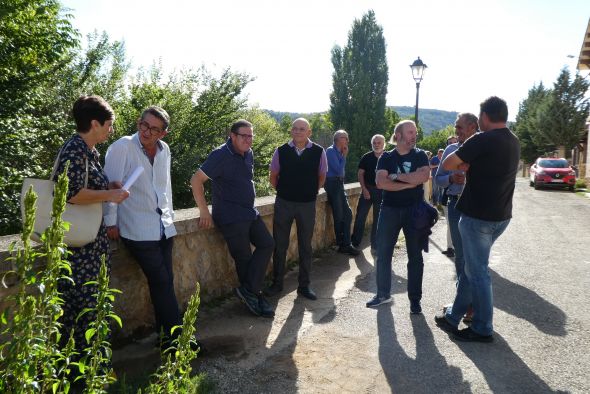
[263, 107, 457, 135]
[392, 106, 457, 135]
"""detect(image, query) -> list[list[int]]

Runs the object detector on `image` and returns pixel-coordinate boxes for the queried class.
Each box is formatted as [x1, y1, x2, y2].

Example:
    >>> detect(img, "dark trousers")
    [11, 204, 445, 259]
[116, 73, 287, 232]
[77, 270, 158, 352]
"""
[375, 205, 424, 301]
[218, 216, 274, 294]
[351, 186, 382, 249]
[122, 236, 181, 338]
[324, 178, 353, 247]
[272, 197, 316, 288]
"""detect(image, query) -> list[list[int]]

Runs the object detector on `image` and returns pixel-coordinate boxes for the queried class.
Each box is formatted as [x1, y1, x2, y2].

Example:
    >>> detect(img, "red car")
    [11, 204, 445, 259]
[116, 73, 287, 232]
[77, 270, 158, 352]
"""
[529, 157, 576, 191]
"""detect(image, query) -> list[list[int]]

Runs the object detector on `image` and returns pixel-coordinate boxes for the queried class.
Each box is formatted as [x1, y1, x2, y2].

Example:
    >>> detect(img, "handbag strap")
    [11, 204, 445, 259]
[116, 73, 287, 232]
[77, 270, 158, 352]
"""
[50, 137, 90, 188]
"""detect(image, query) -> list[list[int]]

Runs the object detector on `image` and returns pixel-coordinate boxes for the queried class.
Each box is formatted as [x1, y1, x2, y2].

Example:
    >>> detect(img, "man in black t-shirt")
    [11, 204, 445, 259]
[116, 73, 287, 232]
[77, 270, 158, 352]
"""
[365, 120, 430, 313]
[351, 134, 385, 253]
[435, 96, 520, 343]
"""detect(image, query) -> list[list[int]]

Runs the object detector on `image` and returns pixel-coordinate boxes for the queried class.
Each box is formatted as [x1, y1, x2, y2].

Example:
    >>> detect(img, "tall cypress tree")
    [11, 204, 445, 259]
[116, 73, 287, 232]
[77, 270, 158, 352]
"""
[329, 10, 388, 180]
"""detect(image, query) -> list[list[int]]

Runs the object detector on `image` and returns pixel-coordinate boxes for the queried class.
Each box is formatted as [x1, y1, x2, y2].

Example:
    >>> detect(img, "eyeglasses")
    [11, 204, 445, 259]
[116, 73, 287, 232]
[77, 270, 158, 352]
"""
[235, 132, 254, 140]
[139, 120, 165, 135]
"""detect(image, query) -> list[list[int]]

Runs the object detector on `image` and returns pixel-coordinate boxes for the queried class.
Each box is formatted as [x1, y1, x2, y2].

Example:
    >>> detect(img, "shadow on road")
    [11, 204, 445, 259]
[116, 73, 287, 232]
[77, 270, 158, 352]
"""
[377, 307, 470, 392]
[491, 269, 567, 336]
[456, 333, 567, 393]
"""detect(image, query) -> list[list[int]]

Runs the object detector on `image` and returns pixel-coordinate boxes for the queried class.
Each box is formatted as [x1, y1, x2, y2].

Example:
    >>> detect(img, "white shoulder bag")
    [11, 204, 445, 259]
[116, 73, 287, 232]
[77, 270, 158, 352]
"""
[20, 139, 103, 247]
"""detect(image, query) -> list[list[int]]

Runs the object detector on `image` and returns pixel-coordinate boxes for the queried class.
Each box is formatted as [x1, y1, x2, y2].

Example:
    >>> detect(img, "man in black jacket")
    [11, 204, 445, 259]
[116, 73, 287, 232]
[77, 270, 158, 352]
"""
[264, 118, 328, 300]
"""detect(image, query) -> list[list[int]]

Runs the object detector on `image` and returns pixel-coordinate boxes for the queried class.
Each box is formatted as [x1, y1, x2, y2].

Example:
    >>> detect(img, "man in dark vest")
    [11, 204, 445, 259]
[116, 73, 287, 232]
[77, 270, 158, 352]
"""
[264, 118, 328, 300]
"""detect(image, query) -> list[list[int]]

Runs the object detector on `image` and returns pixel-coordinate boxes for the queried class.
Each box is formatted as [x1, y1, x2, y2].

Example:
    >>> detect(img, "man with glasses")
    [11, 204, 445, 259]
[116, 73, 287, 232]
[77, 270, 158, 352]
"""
[104, 106, 195, 351]
[264, 118, 327, 300]
[191, 119, 275, 318]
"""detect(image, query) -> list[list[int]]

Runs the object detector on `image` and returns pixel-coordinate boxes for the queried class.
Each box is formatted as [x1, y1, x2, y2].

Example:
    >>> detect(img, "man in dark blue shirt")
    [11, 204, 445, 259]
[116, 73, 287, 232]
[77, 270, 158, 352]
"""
[365, 120, 430, 314]
[191, 119, 275, 318]
[325, 130, 360, 256]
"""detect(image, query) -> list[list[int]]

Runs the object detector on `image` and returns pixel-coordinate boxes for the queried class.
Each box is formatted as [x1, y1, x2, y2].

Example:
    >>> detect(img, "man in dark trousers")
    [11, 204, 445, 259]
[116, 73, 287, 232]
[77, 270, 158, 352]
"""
[435, 96, 520, 342]
[325, 130, 360, 256]
[264, 118, 327, 300]
[351, 134, 385, 254]
[191, 119, 275, 318]
[365, 120, 430, 313]
[435, 112, 478, 323]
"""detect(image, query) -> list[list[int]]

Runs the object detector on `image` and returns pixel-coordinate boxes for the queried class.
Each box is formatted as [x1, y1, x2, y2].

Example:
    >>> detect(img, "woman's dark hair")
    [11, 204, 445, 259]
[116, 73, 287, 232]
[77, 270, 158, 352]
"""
[72, 95, 115, 133]
[230, 119, 253, 134]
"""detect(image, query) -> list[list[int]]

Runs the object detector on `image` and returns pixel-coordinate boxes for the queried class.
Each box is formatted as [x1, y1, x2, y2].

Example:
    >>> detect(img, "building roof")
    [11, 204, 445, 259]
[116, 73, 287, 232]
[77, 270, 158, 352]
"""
[578, 18, 590, 70]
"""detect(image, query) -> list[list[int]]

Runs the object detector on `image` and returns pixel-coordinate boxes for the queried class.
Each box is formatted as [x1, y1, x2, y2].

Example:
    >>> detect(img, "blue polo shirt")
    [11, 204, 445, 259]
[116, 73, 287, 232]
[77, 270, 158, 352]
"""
[326, 145, 346, 178]
[199, 138, 258, 225]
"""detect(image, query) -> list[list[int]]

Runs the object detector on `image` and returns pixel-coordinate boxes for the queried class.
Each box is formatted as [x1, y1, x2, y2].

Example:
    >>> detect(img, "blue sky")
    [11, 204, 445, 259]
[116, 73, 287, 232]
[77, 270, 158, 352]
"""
[61, 0, 589, 120]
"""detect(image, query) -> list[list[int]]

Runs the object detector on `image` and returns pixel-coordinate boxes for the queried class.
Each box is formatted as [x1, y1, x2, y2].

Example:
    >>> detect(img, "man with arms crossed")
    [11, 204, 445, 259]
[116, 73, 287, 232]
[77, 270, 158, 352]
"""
[366, 120, 430, 314]
[191, 120, 275, 318]
[435, 97, 519, 342]
[264, 118, 327, 300]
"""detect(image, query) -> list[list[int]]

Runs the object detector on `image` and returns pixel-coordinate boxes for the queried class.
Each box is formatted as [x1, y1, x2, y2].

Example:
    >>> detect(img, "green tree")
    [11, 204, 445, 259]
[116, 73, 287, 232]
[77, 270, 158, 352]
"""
[417, 125, 455, 156]
[0, 0, 79, 117]
[384, 107, 401, 142]
[535, 68, 590, 158]
[279, 114, 293, 135]
[513, 83, 551, 164]
[329, 10, 388, 180]
[309, 112, 334, 147]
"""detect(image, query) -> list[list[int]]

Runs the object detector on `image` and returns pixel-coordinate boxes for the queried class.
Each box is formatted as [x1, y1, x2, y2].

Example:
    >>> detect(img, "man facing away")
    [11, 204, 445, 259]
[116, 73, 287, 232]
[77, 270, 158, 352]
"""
[264, 118, 328, 300]
[435, 112, 478, 323]
[366, 120, 430, 314]
[191, 119, 275, 318]
[351, 134, 385, 254]
[104, 106, 191, 350]
[325, 130, 360, 256]
[435, 96, 520, 342]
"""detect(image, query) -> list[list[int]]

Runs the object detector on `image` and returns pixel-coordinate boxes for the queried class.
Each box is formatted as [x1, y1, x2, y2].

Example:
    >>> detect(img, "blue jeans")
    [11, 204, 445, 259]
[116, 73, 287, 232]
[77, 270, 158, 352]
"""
[375, 205, 424, 301]
[351, 186, 382, 249]
[447, 196, 464, 278]
[445, 214, 510, 336]
[325, 178, 353, 247]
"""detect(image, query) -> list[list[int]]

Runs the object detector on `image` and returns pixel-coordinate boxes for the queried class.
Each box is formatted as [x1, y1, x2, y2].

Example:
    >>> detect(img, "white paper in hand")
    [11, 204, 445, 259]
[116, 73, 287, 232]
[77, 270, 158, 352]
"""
[123, 167, 144, 191]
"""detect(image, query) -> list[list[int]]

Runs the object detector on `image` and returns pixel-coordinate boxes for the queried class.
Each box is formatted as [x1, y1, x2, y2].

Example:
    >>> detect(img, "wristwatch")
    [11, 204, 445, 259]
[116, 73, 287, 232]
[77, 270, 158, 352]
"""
[389, 173, 399, 181]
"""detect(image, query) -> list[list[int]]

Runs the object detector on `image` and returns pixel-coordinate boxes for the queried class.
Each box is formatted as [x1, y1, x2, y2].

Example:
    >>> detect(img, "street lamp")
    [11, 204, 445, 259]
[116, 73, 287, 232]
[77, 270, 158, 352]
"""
[410, 57, 427, 127]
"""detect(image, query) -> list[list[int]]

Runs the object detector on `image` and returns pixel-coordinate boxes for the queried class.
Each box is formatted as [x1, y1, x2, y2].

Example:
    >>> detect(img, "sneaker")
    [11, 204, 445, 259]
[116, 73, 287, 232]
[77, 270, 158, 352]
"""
[441, 248, 455, 257]
[366, 295, 392, 308]
[234, 287, 261, 316]
[263, 282, 283, 297]
[434, 312, 458, 334]
[410, 300, 422, 314]
[338, 244, 361, 256]
[257, 295, 275, 318]
[453, 327, 493, 343]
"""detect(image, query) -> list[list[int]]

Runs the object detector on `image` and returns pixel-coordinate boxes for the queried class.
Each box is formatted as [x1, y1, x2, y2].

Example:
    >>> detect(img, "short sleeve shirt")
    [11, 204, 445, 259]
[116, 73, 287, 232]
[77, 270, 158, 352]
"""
[377, 148, 429, 207]
[455, 128, 520, 221]
[358, 151, 379, 187]
[199, 138, 258, 225]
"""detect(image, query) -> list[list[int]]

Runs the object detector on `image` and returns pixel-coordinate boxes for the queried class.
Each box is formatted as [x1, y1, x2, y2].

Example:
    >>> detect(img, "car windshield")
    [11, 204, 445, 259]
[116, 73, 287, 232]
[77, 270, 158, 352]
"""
[538, 159, 568, 168]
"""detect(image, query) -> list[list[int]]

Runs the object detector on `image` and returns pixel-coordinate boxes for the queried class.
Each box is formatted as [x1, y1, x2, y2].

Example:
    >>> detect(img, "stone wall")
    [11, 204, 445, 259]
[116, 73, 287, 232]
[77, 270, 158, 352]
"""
[0, 183, 366, 340]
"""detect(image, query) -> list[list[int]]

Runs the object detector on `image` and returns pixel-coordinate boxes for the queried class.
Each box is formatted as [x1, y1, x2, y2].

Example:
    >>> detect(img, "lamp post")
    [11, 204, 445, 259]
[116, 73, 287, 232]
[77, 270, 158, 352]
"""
[410, 57, 427, 127]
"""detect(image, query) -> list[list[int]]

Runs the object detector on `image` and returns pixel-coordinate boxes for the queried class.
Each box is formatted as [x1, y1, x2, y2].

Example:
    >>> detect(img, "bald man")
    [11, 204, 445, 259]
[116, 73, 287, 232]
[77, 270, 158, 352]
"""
[265, 118, 328, 300]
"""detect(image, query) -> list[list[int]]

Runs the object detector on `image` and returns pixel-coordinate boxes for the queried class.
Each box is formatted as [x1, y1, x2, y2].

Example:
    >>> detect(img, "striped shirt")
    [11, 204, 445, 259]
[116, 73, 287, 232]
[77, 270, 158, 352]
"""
[103, 132, 176, 241]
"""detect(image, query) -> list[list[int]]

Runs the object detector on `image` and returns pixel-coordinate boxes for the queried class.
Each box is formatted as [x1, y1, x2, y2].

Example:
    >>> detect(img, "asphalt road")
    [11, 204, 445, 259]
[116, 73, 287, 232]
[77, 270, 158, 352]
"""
[115, 177, 590, 393]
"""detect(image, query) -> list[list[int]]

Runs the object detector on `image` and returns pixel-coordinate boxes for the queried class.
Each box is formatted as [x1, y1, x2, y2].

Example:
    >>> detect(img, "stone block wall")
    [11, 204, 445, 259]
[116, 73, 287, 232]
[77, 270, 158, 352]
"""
[0, 183, 366, 340]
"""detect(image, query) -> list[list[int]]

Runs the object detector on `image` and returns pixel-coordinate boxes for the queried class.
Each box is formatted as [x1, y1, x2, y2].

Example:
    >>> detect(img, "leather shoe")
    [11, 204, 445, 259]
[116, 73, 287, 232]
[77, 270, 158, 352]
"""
[297, 286, 317, 300]
[442, 248, 455, 257]
[263, 283, 283, 297]
[337, 245, 361, 256]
